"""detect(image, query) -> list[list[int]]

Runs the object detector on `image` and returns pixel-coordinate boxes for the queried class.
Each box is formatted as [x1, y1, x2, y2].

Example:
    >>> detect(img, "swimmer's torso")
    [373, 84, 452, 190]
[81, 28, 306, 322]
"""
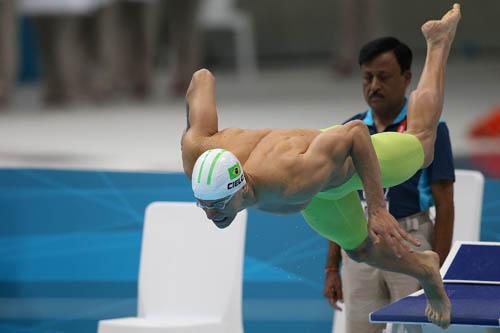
[182, 126, 355, 212]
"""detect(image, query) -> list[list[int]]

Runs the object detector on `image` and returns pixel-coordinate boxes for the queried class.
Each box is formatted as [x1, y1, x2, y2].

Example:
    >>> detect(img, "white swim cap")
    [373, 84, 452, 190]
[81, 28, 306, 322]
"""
[192, 149, 246, 200]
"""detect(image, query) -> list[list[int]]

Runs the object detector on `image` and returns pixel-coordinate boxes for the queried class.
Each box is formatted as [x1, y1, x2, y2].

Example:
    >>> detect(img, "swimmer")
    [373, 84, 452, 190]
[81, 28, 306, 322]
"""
[181, 4, 461, 329]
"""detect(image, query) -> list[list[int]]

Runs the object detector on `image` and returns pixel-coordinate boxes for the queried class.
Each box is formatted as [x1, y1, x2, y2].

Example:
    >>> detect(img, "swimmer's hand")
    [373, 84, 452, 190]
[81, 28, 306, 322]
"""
[368, 208, 421, 258]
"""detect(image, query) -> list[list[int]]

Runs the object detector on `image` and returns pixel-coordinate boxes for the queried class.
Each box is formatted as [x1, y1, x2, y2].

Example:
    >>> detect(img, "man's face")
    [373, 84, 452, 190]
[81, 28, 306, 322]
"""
[361, 51, 411, 115]
[196, 188, 244, 229]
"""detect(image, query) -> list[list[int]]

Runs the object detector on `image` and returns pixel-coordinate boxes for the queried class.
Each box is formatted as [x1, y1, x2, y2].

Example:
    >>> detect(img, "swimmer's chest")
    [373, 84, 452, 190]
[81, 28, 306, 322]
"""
[255, 199, 310, 214]
[244, 163, 313, 214]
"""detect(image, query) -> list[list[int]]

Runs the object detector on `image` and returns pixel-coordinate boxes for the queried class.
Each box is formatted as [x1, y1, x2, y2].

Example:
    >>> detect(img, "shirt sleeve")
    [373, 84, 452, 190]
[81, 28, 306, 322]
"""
[427, 122, 455, 182]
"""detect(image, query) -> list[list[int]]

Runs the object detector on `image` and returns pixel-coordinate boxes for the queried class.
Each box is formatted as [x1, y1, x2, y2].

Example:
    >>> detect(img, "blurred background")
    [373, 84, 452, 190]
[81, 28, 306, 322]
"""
[0, 0, 499, 171]
[0, 0, 499, 332]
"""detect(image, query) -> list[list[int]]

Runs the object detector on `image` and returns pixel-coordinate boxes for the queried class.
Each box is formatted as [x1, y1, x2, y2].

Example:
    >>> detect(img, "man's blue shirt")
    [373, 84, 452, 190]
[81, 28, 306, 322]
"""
[343, 99, 455, 219]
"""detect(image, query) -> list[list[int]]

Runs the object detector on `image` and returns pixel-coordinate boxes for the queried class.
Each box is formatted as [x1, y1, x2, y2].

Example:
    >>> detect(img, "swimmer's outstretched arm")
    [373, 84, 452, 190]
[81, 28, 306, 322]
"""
[184, 68, 218, 137]
[305, 120, 420, 256]
[182, 69, 219, 176]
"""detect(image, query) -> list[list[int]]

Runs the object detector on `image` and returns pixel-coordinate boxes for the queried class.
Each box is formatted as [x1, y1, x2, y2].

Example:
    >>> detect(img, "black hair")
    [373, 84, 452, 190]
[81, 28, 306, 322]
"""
[358, 37, 413, 73]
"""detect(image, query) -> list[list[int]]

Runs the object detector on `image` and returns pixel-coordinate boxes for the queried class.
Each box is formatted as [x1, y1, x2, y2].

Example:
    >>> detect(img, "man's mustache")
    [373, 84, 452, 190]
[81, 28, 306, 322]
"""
[369, 91, 384, 99]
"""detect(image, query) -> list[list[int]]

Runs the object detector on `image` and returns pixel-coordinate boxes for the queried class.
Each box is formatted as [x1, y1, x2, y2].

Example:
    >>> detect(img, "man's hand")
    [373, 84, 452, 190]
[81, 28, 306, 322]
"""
[368, 207, 421, 258]
[323, 269, 343, 310]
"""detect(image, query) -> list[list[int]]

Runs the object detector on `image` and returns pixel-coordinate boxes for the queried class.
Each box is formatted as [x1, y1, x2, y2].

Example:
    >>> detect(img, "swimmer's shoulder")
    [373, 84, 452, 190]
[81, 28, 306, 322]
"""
[182, 127, 273, 167]
[212, 127, 274, 147]
[217, 127, 273, 136]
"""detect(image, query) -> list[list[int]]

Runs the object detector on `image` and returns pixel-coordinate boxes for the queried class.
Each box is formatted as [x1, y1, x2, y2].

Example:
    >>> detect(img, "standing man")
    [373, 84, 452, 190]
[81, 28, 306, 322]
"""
[323, 37, 455, 333]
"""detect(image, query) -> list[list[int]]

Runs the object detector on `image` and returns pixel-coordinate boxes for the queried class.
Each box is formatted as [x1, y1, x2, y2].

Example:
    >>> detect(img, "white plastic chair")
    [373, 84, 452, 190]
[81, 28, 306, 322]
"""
[98, 201, 247, 333]
[449, 169, 484, 243]
[333, 169, 486, 333]
[197, 0, 258, 79]
[427, 169, 484, 244]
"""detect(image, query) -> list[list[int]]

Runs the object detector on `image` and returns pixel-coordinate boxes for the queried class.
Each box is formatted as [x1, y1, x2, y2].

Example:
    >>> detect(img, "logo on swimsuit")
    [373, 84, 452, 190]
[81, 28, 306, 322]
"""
[227, 174, 245, 190]
[227, 163, 241, 180]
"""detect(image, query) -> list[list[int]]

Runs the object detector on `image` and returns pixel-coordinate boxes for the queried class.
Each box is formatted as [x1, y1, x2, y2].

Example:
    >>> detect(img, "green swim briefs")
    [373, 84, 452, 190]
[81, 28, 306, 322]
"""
[301, 130, 424, 250]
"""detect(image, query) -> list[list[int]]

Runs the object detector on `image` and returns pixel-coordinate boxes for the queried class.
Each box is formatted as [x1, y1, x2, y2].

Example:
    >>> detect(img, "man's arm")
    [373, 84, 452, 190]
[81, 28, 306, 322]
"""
[346, 121, 420, 255]
[324, 241, 343, 310]
[184, 68, 218, 137]
[428, 122, 455, 266]
[431, 180, 454, 266]
[181, 69, 219, 177]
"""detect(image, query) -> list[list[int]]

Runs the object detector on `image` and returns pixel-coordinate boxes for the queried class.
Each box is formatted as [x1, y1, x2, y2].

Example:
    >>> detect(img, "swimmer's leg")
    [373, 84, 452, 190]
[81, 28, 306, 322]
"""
[346, 237, 451, 329]
[304, 189, 450, 328]
[317, 132, 424, 200]
[302, 191, 367, 250]
[407, 3, 461, 167]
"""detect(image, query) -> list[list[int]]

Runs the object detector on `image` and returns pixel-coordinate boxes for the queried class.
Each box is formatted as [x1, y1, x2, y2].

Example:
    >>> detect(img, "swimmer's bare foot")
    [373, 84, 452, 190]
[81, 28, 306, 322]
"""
[419, 251, 451, 329]
[422, 3, 461, 47]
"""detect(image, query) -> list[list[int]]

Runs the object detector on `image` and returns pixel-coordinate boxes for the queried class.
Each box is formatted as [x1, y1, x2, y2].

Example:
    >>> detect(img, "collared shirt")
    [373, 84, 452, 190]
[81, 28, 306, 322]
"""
[343, 99, 455, 219]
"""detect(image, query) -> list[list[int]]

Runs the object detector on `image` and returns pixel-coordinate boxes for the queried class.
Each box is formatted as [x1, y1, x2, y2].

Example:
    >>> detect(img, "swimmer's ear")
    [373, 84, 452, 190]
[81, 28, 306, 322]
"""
[242, 184, 249, 195]
[241, 184, 252, 199]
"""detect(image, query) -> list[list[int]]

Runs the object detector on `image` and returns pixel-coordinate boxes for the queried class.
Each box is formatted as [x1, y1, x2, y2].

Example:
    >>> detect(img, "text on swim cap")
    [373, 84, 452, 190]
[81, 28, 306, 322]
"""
[227, 174, 245, 190]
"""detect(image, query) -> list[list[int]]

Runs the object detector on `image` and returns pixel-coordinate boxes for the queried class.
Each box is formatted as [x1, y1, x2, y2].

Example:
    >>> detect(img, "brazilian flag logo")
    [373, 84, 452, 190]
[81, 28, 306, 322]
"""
[228, 163, 241, 180]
